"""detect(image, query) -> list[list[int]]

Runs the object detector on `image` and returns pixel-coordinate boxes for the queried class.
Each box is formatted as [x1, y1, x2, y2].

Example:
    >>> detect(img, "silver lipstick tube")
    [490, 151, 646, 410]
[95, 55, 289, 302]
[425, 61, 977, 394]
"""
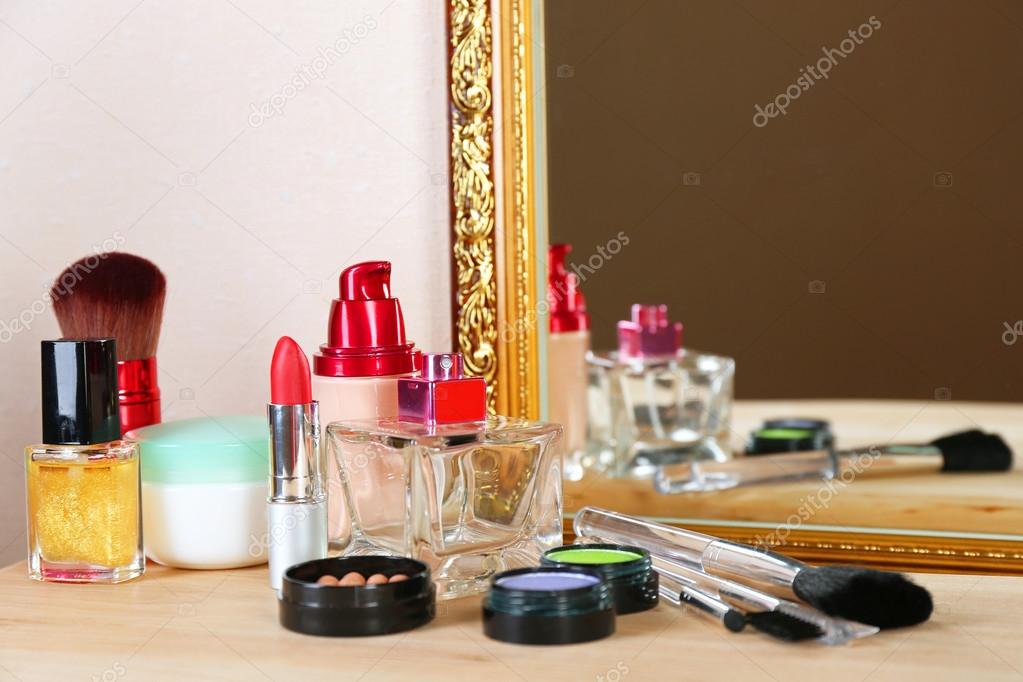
[268, 402, 327, 590]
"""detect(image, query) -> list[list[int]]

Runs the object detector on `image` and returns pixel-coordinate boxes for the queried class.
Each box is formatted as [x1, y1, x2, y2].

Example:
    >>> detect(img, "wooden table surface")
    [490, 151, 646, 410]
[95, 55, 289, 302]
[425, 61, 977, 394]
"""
[5, 400, 1023, 680]
[0, 561, 1021, 681]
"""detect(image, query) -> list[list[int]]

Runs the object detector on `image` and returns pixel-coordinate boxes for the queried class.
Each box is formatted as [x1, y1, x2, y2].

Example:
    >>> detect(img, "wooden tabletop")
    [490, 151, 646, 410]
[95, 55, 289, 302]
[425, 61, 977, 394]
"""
[1, 560, 1021, 681]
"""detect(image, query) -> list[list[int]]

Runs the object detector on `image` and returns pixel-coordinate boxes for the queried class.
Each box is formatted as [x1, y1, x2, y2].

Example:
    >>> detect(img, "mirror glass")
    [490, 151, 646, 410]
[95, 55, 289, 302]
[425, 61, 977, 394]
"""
[540, 1, 1023, 549]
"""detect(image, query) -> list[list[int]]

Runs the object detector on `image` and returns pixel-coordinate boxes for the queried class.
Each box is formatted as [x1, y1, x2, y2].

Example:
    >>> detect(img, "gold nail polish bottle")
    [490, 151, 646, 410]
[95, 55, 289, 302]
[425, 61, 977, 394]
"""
[26, 339, 144, 583]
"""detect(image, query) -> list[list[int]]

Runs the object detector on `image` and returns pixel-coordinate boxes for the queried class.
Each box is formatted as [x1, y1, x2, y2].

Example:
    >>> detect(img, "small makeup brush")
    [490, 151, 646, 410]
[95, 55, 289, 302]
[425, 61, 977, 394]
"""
[575, 507, 933, 630]
[51, 252, 166, 434]
[656, 428, 1013, 494]
[651, 556, 876, 644]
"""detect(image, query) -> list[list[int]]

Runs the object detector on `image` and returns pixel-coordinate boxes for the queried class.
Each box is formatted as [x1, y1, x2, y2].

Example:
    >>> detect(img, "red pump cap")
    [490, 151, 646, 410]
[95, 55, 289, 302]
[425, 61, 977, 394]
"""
[548, 244, 590, 333]
[314, 261, 420, 377]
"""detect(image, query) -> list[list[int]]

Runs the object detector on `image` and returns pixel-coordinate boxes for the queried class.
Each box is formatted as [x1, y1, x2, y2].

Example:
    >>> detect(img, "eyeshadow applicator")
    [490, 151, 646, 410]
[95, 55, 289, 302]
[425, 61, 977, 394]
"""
[650, 556, 876, 644]
[656, 428, 1013, 493]
[656, 572, 747, 633]
[574, 507, 933, 630]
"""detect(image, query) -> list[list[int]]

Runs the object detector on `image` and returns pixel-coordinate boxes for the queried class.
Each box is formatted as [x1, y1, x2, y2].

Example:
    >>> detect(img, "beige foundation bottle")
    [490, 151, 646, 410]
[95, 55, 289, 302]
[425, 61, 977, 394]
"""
[546, 244, 591, 481]
[312, 261, 419, 551]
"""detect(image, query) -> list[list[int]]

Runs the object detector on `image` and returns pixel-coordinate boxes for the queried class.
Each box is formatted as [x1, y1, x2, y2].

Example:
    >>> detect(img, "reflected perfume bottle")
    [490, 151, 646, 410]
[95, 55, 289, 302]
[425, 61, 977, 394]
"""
[327, 353, 563, 600]
[587, 304, 734, 478]
[26, 339, 144, 583]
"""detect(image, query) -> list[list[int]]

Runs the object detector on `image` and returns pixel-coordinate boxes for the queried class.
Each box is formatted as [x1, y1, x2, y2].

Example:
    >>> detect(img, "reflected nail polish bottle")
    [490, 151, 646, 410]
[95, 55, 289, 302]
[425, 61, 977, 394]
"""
[311, 261, 420, 552]
[587, 304, 734, 478]
[546, 244, 591, 481]
[327, 353, 563, 600]
[26, 339, 144, 583]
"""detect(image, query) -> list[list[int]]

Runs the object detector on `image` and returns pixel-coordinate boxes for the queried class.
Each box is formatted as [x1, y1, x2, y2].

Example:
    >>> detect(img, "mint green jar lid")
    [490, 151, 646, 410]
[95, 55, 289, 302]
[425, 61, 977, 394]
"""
[129, 416, 268, 485]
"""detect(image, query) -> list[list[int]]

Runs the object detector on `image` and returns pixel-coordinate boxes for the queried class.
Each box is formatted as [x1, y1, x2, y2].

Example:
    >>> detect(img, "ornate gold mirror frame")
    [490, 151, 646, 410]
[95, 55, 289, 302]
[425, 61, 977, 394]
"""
[445, 1, 1023, 574]
[448, 0, 541, 420]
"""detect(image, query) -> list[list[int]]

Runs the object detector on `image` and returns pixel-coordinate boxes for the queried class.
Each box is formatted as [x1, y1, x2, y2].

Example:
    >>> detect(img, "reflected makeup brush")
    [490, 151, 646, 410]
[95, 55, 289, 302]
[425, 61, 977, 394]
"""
[51, 253, 166, 434]
[655, 429, 1013, 494]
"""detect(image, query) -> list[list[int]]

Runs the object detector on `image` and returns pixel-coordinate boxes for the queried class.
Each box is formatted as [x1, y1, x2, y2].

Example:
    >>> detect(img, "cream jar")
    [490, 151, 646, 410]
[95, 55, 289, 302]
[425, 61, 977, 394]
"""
[128, 416, 269, 569]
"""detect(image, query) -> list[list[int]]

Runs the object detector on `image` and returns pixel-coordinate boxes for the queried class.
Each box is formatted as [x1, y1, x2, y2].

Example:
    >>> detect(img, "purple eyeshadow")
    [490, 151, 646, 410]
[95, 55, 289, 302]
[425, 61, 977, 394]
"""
[495, 571, 600, 591]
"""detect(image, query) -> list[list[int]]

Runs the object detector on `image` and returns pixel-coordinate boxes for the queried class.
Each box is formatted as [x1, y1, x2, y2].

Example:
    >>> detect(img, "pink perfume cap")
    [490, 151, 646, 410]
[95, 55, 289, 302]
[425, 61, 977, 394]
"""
[398, 353, 487, 424]
[617, 304, 683, 359]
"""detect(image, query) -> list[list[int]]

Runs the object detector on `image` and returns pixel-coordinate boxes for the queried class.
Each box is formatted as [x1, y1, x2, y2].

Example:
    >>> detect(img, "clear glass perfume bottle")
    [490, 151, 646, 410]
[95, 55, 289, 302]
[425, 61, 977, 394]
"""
[26, 339, 144, 583]
[587, 304, 734, 478]
[327, 353, 563, 599]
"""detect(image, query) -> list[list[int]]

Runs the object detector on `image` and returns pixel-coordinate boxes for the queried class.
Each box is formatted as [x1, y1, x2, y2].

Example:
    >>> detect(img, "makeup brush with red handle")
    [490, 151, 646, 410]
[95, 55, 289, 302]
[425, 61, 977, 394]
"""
[51, 252, 166, 434]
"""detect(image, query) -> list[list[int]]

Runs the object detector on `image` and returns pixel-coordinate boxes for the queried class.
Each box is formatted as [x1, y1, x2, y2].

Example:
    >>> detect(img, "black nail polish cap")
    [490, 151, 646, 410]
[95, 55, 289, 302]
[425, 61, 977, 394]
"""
[41, 338, 121, 445]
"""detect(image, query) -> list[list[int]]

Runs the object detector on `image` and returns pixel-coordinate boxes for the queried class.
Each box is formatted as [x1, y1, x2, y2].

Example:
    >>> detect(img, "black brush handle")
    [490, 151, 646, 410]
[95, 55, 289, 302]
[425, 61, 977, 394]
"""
[680, 584, 747, 633]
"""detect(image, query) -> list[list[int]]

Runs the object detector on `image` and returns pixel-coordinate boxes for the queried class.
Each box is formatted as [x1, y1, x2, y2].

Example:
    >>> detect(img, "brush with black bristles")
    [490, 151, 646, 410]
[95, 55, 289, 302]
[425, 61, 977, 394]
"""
[51, 252, 166, 435]
[652, 556, 877, 644]
[576, 507, 934, 630]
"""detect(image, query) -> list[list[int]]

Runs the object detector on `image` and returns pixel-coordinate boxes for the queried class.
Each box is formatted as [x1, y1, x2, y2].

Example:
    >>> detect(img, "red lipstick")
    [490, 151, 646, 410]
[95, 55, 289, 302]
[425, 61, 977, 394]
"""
[271, 337, 312, 405]
[268, 335, 327, 590]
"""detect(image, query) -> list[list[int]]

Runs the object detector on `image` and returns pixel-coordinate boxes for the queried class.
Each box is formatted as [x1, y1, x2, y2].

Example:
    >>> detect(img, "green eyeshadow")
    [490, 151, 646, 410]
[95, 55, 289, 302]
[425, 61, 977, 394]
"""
[545, 548, 644, 565]
[754, 428, 815, 440]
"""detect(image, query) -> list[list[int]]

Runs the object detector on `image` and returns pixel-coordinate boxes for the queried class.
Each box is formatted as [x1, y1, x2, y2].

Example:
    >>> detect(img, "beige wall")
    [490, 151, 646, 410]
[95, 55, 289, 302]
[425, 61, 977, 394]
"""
[546, 0, 1023, 402]
[0, 0, 452, 566]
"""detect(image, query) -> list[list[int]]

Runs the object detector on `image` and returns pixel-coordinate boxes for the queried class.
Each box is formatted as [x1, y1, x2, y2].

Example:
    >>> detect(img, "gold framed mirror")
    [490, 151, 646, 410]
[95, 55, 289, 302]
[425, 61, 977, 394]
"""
[447, 1, 1023, 574]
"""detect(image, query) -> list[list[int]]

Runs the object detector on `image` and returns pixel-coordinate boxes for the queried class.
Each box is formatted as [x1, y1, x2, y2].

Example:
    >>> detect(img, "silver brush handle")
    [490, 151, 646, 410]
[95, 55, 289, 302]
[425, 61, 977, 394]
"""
[651, 556, 783, 612]
[659, 573, 744, 632]
[574, 507, 804, 599]
[654, 450, 838, 493]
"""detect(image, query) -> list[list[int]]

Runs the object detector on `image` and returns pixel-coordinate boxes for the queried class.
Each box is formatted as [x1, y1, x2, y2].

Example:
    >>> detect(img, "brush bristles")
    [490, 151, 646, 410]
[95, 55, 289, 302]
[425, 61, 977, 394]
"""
[792, 566, 933, 629]
[51, 253, 166, 361]
[746, 611, 824, 642]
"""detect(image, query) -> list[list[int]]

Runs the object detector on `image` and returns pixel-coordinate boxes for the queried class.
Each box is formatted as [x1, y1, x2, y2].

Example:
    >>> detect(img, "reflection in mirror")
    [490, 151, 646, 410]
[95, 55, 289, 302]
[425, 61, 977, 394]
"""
[540, 1, 1023, 569]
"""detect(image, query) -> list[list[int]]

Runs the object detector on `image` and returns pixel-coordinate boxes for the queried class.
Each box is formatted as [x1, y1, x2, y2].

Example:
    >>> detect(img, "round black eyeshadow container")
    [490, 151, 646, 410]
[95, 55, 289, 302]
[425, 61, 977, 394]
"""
[279, 556, 435, 637]
[482, 567, 615, 645]
[751, 418, 835, 454]
[541, 544, 659, 615]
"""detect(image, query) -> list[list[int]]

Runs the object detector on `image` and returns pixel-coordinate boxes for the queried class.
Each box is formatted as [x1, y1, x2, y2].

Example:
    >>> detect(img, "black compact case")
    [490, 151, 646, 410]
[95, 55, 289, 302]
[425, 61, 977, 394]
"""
[482, 567, 616, 645]
[278, 556, 435, 637]
[541, 544, 659, 615]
